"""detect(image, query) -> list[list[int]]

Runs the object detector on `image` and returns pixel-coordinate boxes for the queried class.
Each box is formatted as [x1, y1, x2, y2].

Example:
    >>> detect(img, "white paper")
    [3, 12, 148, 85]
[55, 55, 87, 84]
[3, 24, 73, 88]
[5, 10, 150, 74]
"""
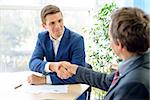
[19, 83, 68, 93]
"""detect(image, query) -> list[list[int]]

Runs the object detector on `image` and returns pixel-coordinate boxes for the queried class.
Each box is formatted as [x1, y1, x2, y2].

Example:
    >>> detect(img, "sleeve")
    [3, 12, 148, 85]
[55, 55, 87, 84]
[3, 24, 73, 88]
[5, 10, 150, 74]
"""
[29, 33, 47, 74]
[75, 66, 114, 91]
[46, 75, 52, 84]
[45, 62, 52, 72]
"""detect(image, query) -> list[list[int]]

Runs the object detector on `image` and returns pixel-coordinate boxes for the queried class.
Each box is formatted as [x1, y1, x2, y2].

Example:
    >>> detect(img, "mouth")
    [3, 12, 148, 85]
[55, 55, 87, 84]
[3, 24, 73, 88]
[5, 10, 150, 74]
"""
[55, 29, 62, 33]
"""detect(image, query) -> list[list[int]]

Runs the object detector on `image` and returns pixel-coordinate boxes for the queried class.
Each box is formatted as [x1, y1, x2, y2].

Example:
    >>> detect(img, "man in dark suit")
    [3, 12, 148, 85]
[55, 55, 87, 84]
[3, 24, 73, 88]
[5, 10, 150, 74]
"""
[27, 5, 87, 100]
[58, 7, 150, 100]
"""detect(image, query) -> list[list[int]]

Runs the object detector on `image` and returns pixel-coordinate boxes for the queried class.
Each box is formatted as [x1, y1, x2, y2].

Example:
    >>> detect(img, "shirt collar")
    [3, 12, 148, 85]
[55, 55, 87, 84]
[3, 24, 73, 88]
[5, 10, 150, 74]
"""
[118, 54, 142, 77]
[118, 49, 150, 76]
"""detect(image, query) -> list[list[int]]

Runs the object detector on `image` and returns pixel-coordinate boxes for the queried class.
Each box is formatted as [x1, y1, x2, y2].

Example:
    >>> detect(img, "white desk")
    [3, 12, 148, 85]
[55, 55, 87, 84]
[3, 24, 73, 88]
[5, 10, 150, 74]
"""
[0, 71, 89, 100]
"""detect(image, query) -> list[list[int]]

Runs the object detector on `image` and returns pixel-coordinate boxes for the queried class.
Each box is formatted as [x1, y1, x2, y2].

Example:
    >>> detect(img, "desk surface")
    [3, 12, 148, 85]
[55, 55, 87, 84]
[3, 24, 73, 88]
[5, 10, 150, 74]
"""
[0, 71, 89, 100]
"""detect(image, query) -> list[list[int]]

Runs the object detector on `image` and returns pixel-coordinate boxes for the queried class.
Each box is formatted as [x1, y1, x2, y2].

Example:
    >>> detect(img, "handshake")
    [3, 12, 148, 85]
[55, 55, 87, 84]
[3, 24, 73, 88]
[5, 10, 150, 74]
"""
[27, 61, 78, 85]
[53, 61, 78, 79]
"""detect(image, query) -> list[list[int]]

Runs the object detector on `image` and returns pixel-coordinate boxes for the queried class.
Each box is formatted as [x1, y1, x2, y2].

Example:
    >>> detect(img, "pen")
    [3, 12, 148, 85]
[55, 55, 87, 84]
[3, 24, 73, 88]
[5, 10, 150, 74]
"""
[14, 84, 22, 89]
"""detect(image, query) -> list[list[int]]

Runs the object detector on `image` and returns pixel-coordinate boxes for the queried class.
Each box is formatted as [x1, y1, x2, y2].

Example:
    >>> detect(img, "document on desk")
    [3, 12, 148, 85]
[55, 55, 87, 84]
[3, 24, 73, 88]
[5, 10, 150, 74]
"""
[19, 83, 68, 93]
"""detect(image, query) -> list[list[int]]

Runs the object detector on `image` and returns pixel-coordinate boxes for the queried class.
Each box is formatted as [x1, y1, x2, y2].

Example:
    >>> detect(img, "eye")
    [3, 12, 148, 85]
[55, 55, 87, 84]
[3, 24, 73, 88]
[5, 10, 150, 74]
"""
[51, 22, 55, 25]
[58, 19, 62, 23]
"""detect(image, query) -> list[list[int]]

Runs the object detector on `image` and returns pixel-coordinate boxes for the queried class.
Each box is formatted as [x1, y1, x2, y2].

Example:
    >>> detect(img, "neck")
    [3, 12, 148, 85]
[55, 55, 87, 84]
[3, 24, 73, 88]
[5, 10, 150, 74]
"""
[121, 51, 137, 60]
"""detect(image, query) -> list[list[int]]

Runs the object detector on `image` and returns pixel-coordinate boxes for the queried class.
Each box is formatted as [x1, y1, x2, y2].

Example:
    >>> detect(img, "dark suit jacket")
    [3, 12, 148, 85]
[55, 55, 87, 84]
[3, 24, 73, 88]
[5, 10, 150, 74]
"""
[29, 27, 86, 84]
[76, 51, 150, 100]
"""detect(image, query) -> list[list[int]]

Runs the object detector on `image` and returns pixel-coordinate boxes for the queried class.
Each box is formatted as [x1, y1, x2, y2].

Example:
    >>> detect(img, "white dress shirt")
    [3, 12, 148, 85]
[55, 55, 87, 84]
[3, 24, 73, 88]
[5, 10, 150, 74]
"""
[44, 32, 64, 84]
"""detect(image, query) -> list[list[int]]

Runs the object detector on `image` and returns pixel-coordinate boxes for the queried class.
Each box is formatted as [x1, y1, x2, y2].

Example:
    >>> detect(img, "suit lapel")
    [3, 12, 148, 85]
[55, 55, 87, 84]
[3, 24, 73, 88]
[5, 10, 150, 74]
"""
[105, 53, 150, 98]
[105, 52, 150, 98]
[55, 28, 70, 60]
[104, 75, 124, 100]
[46, 35, 55, 60]
[105, 57, 142, 97]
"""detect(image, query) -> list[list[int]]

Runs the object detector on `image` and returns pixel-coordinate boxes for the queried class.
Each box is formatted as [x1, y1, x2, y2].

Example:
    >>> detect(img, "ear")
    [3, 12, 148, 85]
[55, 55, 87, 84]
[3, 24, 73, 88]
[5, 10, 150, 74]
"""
[42, 23, 47, 29]
[116, 39, 123, 50]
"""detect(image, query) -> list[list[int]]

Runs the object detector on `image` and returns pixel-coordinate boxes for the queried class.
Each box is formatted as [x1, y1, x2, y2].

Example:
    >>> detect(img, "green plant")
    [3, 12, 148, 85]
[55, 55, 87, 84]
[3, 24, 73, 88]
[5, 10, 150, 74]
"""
[82, 2, 118, 99]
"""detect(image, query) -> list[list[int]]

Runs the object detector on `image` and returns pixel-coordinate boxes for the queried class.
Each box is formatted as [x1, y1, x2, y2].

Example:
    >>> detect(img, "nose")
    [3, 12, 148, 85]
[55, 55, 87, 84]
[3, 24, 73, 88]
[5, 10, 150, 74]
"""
[55, 22, 61, 29]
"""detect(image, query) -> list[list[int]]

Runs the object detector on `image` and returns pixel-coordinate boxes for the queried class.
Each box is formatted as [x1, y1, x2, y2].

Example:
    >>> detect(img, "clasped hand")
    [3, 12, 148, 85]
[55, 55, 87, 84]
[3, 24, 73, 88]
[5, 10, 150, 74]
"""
[56, 61, 78, 79]
[27, 61, 78, 85]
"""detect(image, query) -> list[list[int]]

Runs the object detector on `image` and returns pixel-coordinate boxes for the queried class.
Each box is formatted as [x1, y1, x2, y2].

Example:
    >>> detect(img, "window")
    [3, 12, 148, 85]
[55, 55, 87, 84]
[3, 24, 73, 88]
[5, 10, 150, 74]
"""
[0, 0, 93, 72]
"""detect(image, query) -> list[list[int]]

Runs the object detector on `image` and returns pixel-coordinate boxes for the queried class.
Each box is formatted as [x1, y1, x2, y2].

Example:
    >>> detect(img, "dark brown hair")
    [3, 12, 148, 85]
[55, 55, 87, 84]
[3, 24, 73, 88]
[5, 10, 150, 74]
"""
[110, 7, 150, 54]
[41, 5, 62, 24]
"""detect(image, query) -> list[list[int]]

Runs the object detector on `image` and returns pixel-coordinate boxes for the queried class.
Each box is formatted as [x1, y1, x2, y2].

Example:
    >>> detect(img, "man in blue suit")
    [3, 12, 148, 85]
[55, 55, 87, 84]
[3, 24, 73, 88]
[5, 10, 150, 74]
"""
[58, 7, 150, 100]
[27, 5, 87, 100]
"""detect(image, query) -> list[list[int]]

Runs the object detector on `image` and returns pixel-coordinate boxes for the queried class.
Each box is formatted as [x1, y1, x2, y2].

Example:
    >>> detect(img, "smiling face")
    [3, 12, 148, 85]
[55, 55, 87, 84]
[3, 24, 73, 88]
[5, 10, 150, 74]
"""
[43, 12, 64, 39]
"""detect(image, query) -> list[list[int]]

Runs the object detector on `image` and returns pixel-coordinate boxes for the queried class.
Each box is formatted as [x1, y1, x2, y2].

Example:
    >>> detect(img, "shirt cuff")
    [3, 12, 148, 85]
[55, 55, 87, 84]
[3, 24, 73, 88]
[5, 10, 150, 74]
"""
[45, 62, 52, 72]
[46, 75, 52, 84]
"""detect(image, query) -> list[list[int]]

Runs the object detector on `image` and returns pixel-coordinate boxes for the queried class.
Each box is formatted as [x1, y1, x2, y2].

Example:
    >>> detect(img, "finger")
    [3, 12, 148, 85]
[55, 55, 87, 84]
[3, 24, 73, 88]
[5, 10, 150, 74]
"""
[27, 74, 36, 84]
[27, 75, 32, 83]
[60, 62, 70, 69]
[27, 78, 30, 83]
[62, 70, 72, 79]
[57, 62, 68, 71]
[67, 64, 78, 74]
[57, 72, 65, 79]
[57, 68, 71, 79]
[59, 73, 70, 79]
[59, 66, 67, 72]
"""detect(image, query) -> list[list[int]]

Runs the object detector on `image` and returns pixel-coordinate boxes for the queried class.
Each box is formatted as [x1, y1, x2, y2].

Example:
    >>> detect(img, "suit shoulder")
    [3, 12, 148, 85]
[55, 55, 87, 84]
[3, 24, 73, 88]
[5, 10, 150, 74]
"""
[38, 31, 48, 37]
[38, 31, 49, 40]
[66, 28, 83, 39]
[72, 31, 83, 38]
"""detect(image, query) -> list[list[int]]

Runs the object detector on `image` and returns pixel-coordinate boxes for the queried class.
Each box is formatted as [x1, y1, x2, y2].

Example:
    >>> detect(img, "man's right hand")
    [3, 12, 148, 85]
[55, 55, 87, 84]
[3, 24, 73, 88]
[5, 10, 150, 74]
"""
[56, 61, 78, 79]
[49, 62, 73, 79]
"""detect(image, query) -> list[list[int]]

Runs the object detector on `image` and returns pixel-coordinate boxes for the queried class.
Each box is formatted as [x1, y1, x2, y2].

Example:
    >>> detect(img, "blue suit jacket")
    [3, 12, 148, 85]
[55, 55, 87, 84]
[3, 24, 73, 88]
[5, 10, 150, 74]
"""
[29, 27, 86, 84]
[76, 51, 150, 100]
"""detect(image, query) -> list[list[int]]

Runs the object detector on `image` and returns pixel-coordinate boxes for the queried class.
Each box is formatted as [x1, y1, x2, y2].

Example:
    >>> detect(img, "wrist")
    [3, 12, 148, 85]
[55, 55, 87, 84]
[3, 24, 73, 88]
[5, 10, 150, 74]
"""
[44, 76, 46, 84]
[49, 63, 55, 72]
[72, 65, 78, 74]
[39, 76, 46, 84]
